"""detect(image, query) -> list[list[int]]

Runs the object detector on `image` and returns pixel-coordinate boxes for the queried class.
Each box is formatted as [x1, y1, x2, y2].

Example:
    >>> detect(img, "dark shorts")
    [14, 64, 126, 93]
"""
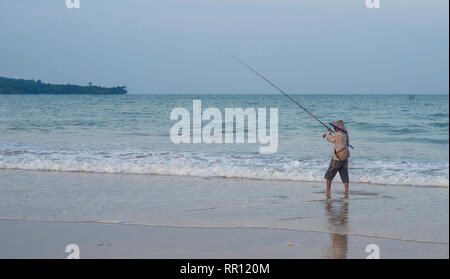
[324, 159, 349, 183]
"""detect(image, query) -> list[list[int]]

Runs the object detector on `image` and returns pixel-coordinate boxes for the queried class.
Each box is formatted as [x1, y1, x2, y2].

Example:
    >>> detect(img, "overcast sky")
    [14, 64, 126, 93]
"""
[0, 0, 448, 94]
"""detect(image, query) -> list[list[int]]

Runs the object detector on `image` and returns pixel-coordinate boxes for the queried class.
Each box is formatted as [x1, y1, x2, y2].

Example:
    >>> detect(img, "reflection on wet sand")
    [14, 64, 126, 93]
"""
[325, 193, 349, 259]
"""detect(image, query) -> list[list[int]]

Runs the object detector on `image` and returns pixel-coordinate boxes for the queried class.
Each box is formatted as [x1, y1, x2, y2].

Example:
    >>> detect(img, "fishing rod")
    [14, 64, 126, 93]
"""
[233, 57, 329, 129]
[233, 56, 353, 149]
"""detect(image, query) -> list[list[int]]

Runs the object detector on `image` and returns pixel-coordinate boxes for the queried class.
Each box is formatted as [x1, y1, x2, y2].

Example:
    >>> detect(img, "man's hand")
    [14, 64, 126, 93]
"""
[327, 127, 332, 132]
[323, 134, 327, 138]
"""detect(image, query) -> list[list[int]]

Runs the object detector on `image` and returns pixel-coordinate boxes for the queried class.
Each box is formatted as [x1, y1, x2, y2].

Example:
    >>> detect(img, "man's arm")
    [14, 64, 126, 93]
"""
[326, 132, 340, 143]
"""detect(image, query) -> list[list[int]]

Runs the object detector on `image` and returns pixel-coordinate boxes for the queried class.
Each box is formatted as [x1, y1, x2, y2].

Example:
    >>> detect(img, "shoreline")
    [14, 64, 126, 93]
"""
[0, 220, 448, 259]
[0, 168, 448, 189]
[0, 218, 446, 245]
[0, 169, 448, 258]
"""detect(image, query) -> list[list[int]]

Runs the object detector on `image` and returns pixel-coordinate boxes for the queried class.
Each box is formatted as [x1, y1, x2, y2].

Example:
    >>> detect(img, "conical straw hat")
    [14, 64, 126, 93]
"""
[329, 120, 347, 132]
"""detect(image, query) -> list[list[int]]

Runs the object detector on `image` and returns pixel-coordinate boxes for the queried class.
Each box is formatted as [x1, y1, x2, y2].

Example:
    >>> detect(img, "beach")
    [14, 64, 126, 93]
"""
[1, 220, 448, 259]
[0, 170, 448, 259]
[0, 94, 448, 259]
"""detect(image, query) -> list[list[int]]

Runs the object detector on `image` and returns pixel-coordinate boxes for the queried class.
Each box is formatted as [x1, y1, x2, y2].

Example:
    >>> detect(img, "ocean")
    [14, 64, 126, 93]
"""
[0, 94, 449, 245]
[0, 94, 448, 187]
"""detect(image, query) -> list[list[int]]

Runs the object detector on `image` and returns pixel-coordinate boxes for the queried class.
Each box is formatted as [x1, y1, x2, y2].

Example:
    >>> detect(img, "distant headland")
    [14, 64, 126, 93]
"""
[0, 76, 127, 95]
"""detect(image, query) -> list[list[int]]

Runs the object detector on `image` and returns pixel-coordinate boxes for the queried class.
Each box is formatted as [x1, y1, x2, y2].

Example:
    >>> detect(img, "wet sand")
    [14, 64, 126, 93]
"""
[0, 220, 448, 259]
[0, 170, 448, 258]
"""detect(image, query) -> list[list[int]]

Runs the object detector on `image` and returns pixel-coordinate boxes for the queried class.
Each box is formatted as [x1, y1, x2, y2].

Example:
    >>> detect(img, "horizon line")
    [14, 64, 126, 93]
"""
[127, 91, 450, 95]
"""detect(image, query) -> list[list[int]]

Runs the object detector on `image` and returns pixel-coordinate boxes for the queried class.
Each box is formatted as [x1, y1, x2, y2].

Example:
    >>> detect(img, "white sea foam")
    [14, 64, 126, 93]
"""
[0, 147, 448, 187]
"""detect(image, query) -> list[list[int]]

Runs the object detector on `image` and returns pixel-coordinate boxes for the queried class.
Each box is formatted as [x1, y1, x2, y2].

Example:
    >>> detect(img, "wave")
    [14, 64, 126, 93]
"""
[430, 122, 449, 128]
[396, 137, 449, 145]
[0, 147, 448, 187]
[429, 112, 449, 118]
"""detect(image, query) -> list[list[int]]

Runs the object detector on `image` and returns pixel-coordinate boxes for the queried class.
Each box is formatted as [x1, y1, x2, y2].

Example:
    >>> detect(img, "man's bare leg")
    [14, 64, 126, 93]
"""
[326, 180, 332, 193]
[344, 183, 349, 198]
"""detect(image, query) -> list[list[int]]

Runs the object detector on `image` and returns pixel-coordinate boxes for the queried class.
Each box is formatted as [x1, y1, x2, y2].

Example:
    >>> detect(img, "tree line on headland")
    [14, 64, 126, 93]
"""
[0, 76, 127, 95]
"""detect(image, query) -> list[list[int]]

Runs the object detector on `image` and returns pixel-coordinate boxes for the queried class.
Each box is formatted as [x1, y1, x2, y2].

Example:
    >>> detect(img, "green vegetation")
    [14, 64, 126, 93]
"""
[0, 76, 127, 95]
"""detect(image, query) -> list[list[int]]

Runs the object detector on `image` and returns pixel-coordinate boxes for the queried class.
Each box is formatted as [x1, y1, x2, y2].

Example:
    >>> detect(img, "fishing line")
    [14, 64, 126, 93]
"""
[233, 56, 353, 149]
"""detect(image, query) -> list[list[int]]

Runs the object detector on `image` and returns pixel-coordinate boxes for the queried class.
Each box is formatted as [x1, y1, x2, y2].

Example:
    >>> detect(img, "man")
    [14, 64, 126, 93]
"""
[323, 120, 350, 195]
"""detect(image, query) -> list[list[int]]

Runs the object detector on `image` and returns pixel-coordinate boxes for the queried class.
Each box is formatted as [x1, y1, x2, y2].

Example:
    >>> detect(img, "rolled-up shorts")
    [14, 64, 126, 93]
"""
[324, 158, 349, 183]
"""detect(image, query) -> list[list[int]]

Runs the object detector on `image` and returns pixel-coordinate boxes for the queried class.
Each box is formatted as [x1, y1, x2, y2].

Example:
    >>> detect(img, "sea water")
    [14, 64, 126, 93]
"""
[0, 94, 448, 187]
[0, 94, 448, 244]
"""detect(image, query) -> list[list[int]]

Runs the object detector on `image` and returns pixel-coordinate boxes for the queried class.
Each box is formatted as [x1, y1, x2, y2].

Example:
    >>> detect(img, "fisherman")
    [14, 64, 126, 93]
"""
[323, 120, 350, 195]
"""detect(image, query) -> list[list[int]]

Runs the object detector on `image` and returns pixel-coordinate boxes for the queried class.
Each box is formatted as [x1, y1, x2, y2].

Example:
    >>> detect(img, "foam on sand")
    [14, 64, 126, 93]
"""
[0, 147, 448, 187]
